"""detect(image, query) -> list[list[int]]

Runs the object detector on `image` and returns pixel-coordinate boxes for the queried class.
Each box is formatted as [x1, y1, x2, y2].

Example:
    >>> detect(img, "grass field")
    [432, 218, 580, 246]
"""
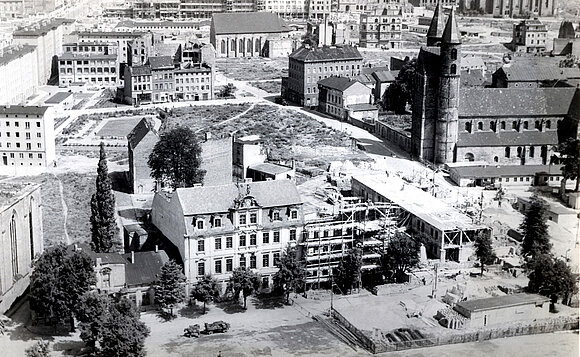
[163, 103, 252, 131]
[96, 117, 144, 138]
[248, 80, 282, 94]
[215, 57, 288, 81]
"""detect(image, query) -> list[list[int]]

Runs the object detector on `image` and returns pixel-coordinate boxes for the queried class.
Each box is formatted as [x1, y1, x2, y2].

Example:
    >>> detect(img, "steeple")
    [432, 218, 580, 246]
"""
[427, 2, 445, 46]
[442, 7, 461, 44]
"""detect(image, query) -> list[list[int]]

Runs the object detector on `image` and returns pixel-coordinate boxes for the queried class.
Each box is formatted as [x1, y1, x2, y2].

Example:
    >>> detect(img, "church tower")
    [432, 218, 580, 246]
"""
[434, 7, 461, 164]
[426, 2, 445, 47]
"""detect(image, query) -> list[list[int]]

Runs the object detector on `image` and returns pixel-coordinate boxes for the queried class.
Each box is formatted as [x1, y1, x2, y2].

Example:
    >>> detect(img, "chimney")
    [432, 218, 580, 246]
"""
[96, 257, 102, 266]
[205, 132, 211, 141]
[131, 251, 135, 263]
[73, 243, 78, 251]
[155, 245, 159, 253]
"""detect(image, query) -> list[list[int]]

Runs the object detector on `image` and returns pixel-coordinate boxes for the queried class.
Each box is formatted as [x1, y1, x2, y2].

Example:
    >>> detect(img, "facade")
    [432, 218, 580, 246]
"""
[371, 69, 396, 103]
[233, 134, 268, 181]
[0, 183, 43, 314]
[449, 164, 569, 187]
[264, 0, 307, 18]
[283, 45, 363, 107]
[174, 63, 214, 101]
[122, 0, 261, 19]
[151, 180, 304, 289]
[128, 118, 160, 194]
[307, 0, 336, 19]
[210, 12, 293, 58]
[317, 76, 373, 120]
[149, 55, 177, 103]
[509, 19, 548, 54]
[359, 7, 403, 49]
[0, 45, 38, 105]
[0, 106, 55, 174]
[492, 64, 580, 88]
[490, 0, 557, 17]
[58, 52, 119, 87]
[124, 65, 153, 105]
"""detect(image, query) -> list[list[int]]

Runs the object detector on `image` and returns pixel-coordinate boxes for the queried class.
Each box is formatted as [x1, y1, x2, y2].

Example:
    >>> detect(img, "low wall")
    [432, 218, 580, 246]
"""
[331, 307, 377, 353]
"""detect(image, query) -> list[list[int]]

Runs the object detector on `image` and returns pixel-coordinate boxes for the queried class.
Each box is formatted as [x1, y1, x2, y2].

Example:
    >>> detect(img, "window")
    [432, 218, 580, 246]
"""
[197, 220, 204, 229]
[494, 156, 499, 163]
[198, 262, 205, 276]
[239, 234, 246, 247]
[25, 122, 30, 129]
[239, 214, 246, 225]
[214, 217, 221, 227]
[512, 121, 517, 130]
[272, 211, 280, 221]
[529, 146, 535, 157]
[546, 120, 551, 129]
[465, 122, 471, 132]
[262, 254, 269, 267]
[273, 252, 280, 265]
[250, 234, 257, 245]
[523, 121, 528, 129]
[290, 229, 296, 241]
[477, 122, 483, 130]
[451, 49, 457, 60]
[226, 236, 233, 248]
[273, 231, 280, 243]
[291, 210, 298, 219]
[250, 213, 257, 224]
[215, 237, 222, 250]
[450, 64, 456, 75]
[505, 147, 510, 158]
[215, 260, 222, 274]
[226, 258, 233, 272]
[198, 239, 204, 252]
[250, 255, 257, 269]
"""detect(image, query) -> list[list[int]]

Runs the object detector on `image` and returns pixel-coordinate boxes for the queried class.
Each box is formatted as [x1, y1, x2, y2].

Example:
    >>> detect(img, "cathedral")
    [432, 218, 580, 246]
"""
[411, 3, 579, 166]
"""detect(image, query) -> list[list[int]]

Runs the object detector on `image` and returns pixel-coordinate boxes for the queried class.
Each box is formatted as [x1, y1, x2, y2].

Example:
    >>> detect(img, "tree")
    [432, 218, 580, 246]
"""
[382, 58, 417, 113]
[273, 245, 306, 303]
[25, 341, 50, 357]
[148, 127, 206, 190]
[558, 137, 579, 192]
[99, 297, 150, 357]
[333, 247, 362, 294]
[29, 245, 95, 331]
[219, 83, 236, 98]
[520, 196, 552, 260]
[90, 142, 117, 253]
[155, 260, 186, 318]
[192, 275, 221, 314]
[76, 292, 111, 350]
[474, 231, 496, 276]
[381, 232, 421, 283]
[528, 254, 577, 305]
[228, 268, 260, 309]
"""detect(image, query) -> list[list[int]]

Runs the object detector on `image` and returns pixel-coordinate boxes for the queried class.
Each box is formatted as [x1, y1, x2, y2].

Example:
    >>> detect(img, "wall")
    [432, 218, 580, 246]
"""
[200, 137, 233, 186]
[461, 302, 550, 328]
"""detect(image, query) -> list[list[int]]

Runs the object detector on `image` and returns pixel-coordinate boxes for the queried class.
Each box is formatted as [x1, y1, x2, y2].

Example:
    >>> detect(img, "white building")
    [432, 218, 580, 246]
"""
[0, 45, 38, 105]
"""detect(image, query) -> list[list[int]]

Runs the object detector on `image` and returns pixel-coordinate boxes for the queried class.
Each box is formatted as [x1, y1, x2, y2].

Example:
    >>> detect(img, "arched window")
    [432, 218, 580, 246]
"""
[512, 121, 517, 130]
[535, 120, 540, 130]
[450, 64, 457, 75]
[505, 147, 510, 158]
[501, 121, 506, 130]
[517, 146, 523, 157]
[220, 40, 226, 54]
[465, 122, 471, 132]
[464, 153, 475, 162]
[231, 39, 236, 53]
[477, 121, 483, 130]
[10, 211, 18, 277]
[391, 25, 395, 31]
[546, 120, 551, 129]
[490, 122, 496, 131]
[523, 121, 528, 129]
[494, 156, 499, 163]
[247, 39, 252, 54]
[529, 146, 535, 158]
[391, 18, 395, 23]
[239, 39, 244, 54]
[451, 48, 457, 60]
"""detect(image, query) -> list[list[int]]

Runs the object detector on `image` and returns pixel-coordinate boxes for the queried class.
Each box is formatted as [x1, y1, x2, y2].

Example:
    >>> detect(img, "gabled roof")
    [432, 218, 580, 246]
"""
[457, 130, 558, 147]
[127, 118, 157, 149]
[372, 70, 397, 83]
[211, 12, 291, 35]
[427, 2, 445, 40]
[458, 88, 576, 117]
[497, 65, 580, 82]
[455, 294, 549, 313]
[442, 7, 461, 44]
[318, 76, 360, 91]
[174, 179, 302, 216]
[122, 251, 169, 286]
[354, 73, 376, 85]
[147, 56, 174, 69]
[289, 45, 362, 63]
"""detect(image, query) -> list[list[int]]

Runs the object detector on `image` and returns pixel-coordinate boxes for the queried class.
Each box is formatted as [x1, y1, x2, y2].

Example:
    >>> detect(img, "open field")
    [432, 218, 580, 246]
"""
[215, 57, 288, 81]
[248, 80, 282, 94]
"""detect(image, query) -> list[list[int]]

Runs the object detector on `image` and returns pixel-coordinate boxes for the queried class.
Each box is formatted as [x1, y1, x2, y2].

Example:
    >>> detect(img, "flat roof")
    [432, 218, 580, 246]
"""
[450, 165, 565, 179]
[352, 174, 483, 232]
[59, 53, 117, 60]
[45, 92, 73, 104]
[248, 162, 292, 175]
[455, 293, 549, 313]
[0, 105, 49, 116]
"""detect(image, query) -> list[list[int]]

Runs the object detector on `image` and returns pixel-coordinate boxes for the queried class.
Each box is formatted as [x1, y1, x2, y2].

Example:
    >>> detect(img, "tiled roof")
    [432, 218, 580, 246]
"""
[122, 250, 169, 286]
[450, 164, 564, 179]
[460, 69, 485, 87]
[348, 103, 377, 111]
[130, 65, 152, 76]
[354, 73, 376, 85]
[45, 92, 73, 104]
[427, 2, 445, 39]
[0, 105, 49, 116]
[147, 56, 174, 69]
[497, 65, 580, 82]
[455, 293, 549, 313]
[248, 163, 292, 175]
[175, 179, 302, 216]
[318, 76, 359, 91]
[289, 45, 362, 62]
[458, 88, 576, 117]
[13, 18, 72, 37]
[211, 12, 291, 35]
[127, 118, 157, 149]
[457, 130, 558, 147]
[372, 70, 397, 82]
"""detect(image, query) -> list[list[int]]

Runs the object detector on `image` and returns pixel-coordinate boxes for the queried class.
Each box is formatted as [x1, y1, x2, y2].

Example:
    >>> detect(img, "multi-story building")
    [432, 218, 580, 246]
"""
[58, 52, 119, 86]
[489, 0, 556, 17]
[0, 44, 38, 105]
[0, 0, 25, 19]
[132, 0, 181, 19]
[307, 0, 337, 20]
[0, 106, 55, 174]
[0, 183, 43, 314]
[509, 19, 548, 54]
[317, 76, 374, 120]
[359, 7, 403, 49]
[151, 179, 304, 289]
[149, 55, 176, 102]
[282, 44, 363, 107]
[264, 0, 307, 18]
[174, 62, 214, 101]
[124, 65, 153, 105]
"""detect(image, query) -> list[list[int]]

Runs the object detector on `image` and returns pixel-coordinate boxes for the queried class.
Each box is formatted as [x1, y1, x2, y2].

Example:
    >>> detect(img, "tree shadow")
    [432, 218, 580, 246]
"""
[109, 171, 131, 194]
[215, 299, 246, 314]
[52, 340, 86, 356]
[178, 303, 206, 319]
[251, 294, 286, 310]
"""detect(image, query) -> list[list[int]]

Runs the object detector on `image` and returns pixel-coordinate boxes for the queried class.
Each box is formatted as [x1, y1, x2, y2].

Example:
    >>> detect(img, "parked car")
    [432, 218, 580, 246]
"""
[204, 321, 230, 334]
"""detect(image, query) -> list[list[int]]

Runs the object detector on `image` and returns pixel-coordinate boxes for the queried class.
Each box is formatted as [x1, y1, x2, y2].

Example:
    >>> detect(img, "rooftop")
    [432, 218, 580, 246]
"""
[0, 105, 49, 116]
[290, 45, 362, 63]
[450, 164, 565, 179]
[352, 175, 482, 232]
[0, 183, 40, 212]
[0, 44, 36, 67]
[497, 65, 580, 82]
[455, 293, 549, 313]
[348, 103, 378, 111]
[457, 130, 559, 147]
[44, 92, 73, 104]
[248, 162, 292, 175]
[122, 250, 169, 286]
[76, 31, 150, 38]
[318, 76, 360, 91]
[212, 12, 291, 35]
[147, 55, 174, 69]
[13, 18, 72, 37]
[127, 117, 157, 149]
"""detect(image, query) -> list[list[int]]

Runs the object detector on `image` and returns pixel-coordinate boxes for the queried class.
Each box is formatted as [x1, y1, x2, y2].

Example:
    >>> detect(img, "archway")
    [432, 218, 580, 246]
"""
[464, 153, 475, 162]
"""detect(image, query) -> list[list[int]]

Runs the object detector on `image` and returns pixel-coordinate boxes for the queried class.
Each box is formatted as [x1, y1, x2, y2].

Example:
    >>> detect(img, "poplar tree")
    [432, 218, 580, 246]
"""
[474, 231, 496, 276]
[520, 196, 552, 260]
[90, 142, 117, 253]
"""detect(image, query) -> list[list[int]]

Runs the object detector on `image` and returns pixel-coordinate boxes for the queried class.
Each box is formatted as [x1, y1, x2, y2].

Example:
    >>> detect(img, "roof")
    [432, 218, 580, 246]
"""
[153, 42, 181, 57]
[442, 7, 461, 44]
[130, 65, 152, 76]
[122, 251, 169, 286]
[211, 12, 291, 35]
[361, 66, 389, 75]
[45, 92, 73, 104]
[59, 52, 117, 60]
[290, 45, 362, 63]
[0, 45, 36, 66]
[76, 31, 150, 38]
[457, 130, 558, 147]
[372, 70, 397, 82]
[352, 175, 483, 232]
[127, 118, 157, 149]
[450, 165, 564, 179]
[458, 88, 577, 117]
[455, 294, 549, 313]
[147, 55, 174, 69]
[69, 243, 128, 264]
[13, 18, 72, 37]
[348, 103, 378, 111]
[460, 69, 485, 87]
[427, 2, 445, 40]
[116, 20, 201, 29]
[0, 105, 48, 116]
[318, 76, 360, 91]
[0, 183, 40, 212]
[497, 65, 580, 82]
[354, 73, 376, 85]
[461, 55, 485, 69]
[174, 179, 302, 215]
[248, 163, 292, 175]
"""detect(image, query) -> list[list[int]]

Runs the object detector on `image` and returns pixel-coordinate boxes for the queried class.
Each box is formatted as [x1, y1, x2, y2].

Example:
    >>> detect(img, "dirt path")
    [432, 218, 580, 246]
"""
[53, 174, 70, 245]
[195, 102, 257, 133]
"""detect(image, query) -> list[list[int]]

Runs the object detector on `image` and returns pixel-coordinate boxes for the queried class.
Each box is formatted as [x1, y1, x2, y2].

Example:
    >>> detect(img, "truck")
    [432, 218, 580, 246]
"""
[203, 321, 230, 334]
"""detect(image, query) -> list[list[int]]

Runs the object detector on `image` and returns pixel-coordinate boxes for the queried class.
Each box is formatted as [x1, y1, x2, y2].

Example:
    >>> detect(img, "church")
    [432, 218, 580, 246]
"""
[411, 3, 579, 167]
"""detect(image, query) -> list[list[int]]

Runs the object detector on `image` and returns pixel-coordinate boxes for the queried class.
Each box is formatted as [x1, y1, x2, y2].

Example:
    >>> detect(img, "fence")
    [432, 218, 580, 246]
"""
[331, 307, 378, 353]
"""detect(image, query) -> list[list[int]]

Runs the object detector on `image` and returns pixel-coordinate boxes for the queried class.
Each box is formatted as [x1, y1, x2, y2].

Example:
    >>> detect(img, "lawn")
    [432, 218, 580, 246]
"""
[96, 117, 144, 138]
[162, 103, 252, 131]
[248, 80, 282, 94]
[215, 57, 288, 81]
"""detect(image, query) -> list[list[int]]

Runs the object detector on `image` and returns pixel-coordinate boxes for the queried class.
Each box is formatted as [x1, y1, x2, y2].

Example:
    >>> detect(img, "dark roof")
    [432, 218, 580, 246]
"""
[122, 251, 169, 286]
[450, 165, 564, 179]
[0, 105, 49, 116]
[497, 65, 580, 82]
[248, 163, 292, 175]
[455, 294, 550, 313]
[0, 45, 36, 66]
[361, 66, 389, 75]
[457, 130, 558, 147]
[13, 18, 72, 37]
[45, 92, 73, 104]
[427, 2, 445, 40]
[68, 243, 128, 264]
[147, 56, 174, 69]
[354, 73, 376, 85]
[318, 76, 360, 91]
[460, 69, 485, 87]
[127, 118, 157, 149]
[372, 70, 397, 82]
[348, 103, 378, 111]
[290, 45, 362, 63]
[417, 46, 441, 74]
[458, 88, 576, 117]
[130, 65, 152, 76]
[174, 179, 302, 215]
[442, 7, 461, 44]
[77, 31, 149, 38]
[211, 12, 291, 35]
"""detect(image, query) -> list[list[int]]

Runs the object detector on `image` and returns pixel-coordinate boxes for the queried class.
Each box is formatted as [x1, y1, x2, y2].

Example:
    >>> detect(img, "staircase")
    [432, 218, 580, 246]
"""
[313, 315, 364, 352]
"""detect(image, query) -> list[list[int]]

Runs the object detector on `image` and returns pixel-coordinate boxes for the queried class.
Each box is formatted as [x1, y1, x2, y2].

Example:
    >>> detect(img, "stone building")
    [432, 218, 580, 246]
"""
[58, 52, 119, 87]
[553, 21, 580, 57]
[151, 180, 304, 289]
[282, 45, 363, 107]
[359, 6, 403, 49]
[317, 76, 374, 120]
[491, 65, 580, 88]
[0, 183, 43, 314]
[210, 12, 293, 58]
[508, 19, 548, 54]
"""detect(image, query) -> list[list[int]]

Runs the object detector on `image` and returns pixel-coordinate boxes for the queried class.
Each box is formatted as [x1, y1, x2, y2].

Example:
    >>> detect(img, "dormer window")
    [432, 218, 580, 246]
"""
[214, 217, 221, 228]
[197, 220, 204, 230]
[291, 210, 298, 219]
[272, 211, 280, 221]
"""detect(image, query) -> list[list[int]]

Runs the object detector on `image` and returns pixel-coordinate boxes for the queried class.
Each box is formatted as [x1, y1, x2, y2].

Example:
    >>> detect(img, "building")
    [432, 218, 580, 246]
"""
[233, 134, 268, 181]
[411, 6, 580, 167]
[449, 164, 570, 187]
[508, 19, 548, 54]
[0, 44, 38, 105]
[553, 21, 580, 57]
[43, 92, 74, 111]
[0, 183, 43, 314]
[454, 294, 550, 328]
[491, 65, 580, 88]
[282, 45, 363, 107]
[370, 69, 396, 103]
[352, 174, 488, 262]
[210, 12, 293, 58]
[0, 106, 55, 174]
[317, 76, 374, 120]
[174, 62, 214, 101]
[0, 0, 25, 18]
[247, 162, 295, 182]
[359, 7, 403, 49]
[114, 19, 208, 34]
[124, 65, 153, 105]
[264, 0, 307, 18]
[307, 0, 336, 19]
[151, 179, 304, 289]
[516, 197, 579, 227]
[489, 0, 556, 17]
[58, 52, 119, 87]
[122, 0, 260, 19]
[149, 55, 177, 102]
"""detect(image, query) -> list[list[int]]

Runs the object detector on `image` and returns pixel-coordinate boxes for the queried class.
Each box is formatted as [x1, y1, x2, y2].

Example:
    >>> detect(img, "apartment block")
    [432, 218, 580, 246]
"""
[359, 7, 403, 49]
[0, 45, 38, 105]
[58, 53, 119, 86]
